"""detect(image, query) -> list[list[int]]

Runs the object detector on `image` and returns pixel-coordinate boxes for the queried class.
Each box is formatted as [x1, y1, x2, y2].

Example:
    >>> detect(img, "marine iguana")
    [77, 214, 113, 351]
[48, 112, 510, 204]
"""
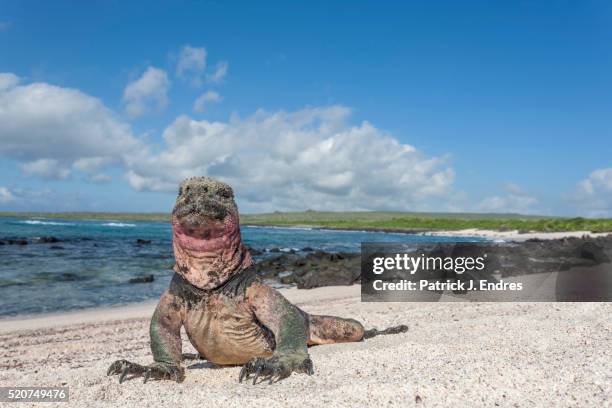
[107, 177, 407, 385]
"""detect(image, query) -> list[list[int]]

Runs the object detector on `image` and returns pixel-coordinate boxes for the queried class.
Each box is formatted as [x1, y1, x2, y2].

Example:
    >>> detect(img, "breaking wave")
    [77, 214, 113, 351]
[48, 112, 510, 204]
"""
[102, 222, 136, 227]
[20, 220, 76, 226]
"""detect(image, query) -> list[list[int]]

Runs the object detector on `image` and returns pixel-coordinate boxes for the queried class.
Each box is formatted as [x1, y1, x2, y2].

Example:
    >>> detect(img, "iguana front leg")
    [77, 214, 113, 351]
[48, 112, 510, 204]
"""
[240, 282, 313, 384]
[107, 290, 186, 383]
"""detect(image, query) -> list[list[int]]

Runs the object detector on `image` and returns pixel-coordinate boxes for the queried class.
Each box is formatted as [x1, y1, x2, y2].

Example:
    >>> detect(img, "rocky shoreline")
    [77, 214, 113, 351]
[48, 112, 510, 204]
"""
[248, 234, 612, 289]
[251, 250, 361, 289]
[3, 233, 611, 289]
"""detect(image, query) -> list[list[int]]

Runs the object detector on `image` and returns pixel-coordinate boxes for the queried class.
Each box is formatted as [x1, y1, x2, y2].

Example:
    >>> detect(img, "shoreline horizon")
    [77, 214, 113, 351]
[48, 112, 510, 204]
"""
[0, 217, 609, 321]
[2, 211, 611, 238]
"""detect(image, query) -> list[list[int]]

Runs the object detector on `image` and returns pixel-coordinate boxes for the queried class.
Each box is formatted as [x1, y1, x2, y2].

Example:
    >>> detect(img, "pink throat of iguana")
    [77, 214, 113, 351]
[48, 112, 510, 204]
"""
[171, 215, 253, 290]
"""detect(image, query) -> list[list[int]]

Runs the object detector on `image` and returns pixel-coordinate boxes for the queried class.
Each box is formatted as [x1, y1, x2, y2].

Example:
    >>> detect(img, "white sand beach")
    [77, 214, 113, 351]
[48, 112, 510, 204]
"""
[0, 285, 610, 407]
[422, 229, 611, 242]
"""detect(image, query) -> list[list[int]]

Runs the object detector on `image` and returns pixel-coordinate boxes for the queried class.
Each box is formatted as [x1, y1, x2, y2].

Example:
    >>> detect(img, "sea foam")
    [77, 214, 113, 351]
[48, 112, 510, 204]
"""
[102, 222, 136, 227]
[20, 220, 76, 226]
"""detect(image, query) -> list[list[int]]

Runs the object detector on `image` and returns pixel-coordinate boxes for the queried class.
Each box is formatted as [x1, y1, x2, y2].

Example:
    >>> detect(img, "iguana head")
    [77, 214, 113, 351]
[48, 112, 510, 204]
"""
[172, 177, 252, 290]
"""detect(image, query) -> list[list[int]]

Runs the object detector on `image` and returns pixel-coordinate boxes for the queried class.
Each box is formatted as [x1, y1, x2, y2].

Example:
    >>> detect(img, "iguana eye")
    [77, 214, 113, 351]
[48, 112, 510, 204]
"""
[219, 188, 232, 198]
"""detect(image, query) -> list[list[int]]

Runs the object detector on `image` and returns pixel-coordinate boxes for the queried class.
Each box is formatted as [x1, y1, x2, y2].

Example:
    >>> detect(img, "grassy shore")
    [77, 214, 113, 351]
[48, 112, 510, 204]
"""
[242, 211, 612, 232]
[0, 211, 170, 222]
[2, 210, 612, 232]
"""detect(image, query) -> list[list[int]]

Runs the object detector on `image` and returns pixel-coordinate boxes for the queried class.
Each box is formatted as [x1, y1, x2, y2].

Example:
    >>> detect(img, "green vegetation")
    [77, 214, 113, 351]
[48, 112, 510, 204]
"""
[241, 211, 612, 233]
[1, 210, 612, 232]
[0, 212, 170, 222]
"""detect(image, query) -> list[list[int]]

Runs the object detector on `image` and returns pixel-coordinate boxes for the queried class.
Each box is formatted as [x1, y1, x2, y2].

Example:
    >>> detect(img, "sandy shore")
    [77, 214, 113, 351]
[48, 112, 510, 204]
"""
[0, 285, 610, 407]
[422, 229, 611, 242]
[249, 224, 612, 242]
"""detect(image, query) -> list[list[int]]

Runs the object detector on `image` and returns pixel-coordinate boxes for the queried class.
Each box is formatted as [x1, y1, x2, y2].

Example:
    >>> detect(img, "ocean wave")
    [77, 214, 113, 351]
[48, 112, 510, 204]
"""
[280, 247, 300, 252]
[20, 220, 76, 226]
[102, 222, 136, 227]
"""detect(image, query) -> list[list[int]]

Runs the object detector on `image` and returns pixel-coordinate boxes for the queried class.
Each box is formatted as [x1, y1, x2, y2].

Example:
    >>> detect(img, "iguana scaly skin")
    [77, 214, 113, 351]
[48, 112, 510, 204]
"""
[107, 177, 407, 384]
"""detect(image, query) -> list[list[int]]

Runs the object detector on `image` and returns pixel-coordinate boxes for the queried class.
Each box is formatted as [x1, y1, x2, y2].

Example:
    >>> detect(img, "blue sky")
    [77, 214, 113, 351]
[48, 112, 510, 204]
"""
[1, 1, 611, 216]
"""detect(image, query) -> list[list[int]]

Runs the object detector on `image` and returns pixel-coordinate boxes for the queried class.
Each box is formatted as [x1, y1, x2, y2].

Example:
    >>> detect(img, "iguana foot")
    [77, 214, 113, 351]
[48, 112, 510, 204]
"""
[239, 353, 314, 385]
[107, 360, 185, 384]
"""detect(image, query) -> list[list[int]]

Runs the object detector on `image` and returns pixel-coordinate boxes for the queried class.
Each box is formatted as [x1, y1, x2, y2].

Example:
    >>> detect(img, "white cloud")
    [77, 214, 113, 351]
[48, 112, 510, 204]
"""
[193, 91, 221, 112]
[0, 73, 141, 181]
[0, 72, 19, 91]
[566, 168, 612, 217]
[125, 106, 455, 212]
[85, 173, 112, 183]
[20, 159, 70, 180]
[175, 46, 227, 86]
[73, 157, 113, 183]
[478, 184, 539, 214]
[0, 187, 14, 203]
[0, 186, 86, 210]
[123, 67, 170, 118]
[206, 61, 228, 84]
[73, 157, 113, 173]
[0, 72, 460, 213]
[176, 45, 207, 86]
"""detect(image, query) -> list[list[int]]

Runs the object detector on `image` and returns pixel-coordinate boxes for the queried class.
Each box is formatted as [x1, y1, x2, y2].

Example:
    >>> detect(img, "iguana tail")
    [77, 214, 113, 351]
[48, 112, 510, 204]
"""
[363, 324, 408, 339]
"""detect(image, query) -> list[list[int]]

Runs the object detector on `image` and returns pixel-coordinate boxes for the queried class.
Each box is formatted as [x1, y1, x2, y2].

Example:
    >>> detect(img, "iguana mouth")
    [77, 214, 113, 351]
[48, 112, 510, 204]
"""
[172, 215, 239, 253]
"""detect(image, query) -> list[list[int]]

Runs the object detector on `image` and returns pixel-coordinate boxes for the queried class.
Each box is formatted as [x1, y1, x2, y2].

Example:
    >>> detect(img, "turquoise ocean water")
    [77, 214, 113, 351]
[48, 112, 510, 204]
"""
[0, 217, 482, 316]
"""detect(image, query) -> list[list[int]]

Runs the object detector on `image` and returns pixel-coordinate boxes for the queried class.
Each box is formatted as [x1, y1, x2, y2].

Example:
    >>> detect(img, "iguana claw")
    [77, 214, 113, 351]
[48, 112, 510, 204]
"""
[239, 353, 314, 385]
[107, 359, 185, 384]
[363, 324, 408, 339]
[181, 353, 202, 360]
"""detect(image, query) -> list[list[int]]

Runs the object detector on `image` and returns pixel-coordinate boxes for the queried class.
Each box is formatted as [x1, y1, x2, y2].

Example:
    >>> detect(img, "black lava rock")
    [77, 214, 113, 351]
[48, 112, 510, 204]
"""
[245, 246, 263, 256]
[7, 239, 28, 245]
[38, 236, 62, 243]
[250, 233, 612, 291]
[129, 274, 155, 284]
[580, 241, 610, 263]
[252, 251, 361, 289]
